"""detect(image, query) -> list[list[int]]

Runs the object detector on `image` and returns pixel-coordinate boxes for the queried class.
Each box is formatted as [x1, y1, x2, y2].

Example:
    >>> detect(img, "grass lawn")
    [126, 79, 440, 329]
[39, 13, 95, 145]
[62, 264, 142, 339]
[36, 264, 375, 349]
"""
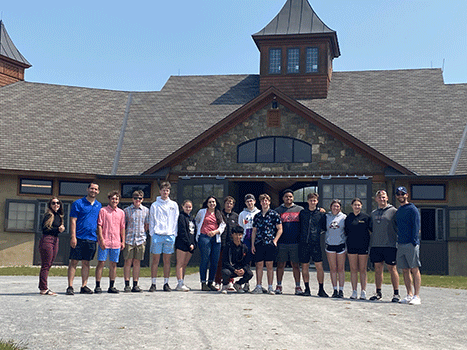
[0, 340, 27, 350]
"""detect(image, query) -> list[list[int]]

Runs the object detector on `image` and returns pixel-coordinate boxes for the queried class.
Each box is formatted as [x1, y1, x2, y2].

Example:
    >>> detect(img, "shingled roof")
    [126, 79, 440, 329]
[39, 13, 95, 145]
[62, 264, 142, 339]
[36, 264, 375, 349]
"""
[0, 20, 31, 67]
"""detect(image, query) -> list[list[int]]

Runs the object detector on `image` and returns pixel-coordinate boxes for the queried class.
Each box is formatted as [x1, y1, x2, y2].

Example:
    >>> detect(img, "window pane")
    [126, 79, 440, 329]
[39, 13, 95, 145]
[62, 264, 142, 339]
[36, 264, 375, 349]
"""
[322, 185, 333, 199]
[269, 48, 281, 74]
[306, 47, 318, 73]
[20, 179, 52, 195]
[257, 138, 274, 163]
[275, 138, 293, 163]
[345, 185, 356, 199]
[121, 183, 151, 198]
[411, 184, 445, 200]
[287, 48, 300, 73]
[293, 140, 311, 162]
[356, 185, 367, 199]
[238, 141, 256, 163]
[60, 181, 89, 196]
[7, 201, 36, 231]
[450, 210, 467, 238]
[294, 188, 304, 202]
[213, 185, 224, 200]
[334, 185, 344, 199]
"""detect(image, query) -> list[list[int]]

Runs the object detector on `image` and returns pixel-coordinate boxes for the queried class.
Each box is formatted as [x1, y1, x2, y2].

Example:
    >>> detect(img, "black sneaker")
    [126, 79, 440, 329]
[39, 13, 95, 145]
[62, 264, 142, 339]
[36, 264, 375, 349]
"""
[338, 290, 344, 298]
[208, 283, 218, 292]
[369, 293, 382, 301]
[108, 286, 119, 294]
[163, 283, 172, 292]
[201, 282, 210, 291]
[302, 289, 311, 296]
[124, 285, 132, 293]
[94, 286, 102, 294]
[391, 294, 401, 303]
[318, 289, 329, 298]
[66, 286, 74, 295]
[331, 290, 339, 298]
[132, 285, 142, 293]
[148, 284, 156, 292]
[80, 286, 93, 294]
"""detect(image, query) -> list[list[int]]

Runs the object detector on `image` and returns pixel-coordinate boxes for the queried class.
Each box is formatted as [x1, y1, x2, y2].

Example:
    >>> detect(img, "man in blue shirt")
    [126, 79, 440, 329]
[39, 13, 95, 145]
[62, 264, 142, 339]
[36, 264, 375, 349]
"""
[395, 186, 422, 305]
[66, 182, 102, 295]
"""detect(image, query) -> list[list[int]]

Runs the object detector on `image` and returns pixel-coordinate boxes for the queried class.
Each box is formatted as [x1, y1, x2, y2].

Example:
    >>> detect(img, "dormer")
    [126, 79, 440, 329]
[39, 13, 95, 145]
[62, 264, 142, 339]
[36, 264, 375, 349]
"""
[0, 20, 31, 87]
[252, 0, 340, 99]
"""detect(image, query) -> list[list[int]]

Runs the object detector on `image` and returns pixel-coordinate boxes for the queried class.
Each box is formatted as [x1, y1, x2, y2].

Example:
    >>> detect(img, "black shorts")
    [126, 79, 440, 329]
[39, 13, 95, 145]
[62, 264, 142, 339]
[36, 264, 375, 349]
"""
[347, 246, 369, 255]
[299, 241, 323, 263]
[254, 243, 277, 263]
[69, 238, 97, 261]
[325, 243, 346, 254]
[369, 247, 397, 265]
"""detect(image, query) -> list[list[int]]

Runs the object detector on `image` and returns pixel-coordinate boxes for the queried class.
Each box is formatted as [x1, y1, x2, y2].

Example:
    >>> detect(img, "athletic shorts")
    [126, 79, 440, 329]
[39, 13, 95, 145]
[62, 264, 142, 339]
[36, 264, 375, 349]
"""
[69, 238, 96, 261]
[299, 241, 323, 263]
[347, 246, 369, 255]
[325, 243, 346, 254]
[123, 243, 145, 260]
[97, 247, 120, 263]
[276, 243, 300, 263]
[150, 234, 175, 255]
[254, 243, 277, 263]
[370, 247, 397, 265]
[397, 243, 421, 269]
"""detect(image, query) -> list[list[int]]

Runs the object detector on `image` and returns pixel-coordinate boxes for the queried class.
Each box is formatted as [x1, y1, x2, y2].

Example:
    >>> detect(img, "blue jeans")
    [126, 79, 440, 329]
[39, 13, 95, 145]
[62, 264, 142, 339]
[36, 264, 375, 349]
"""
[198, 234, 221, 283]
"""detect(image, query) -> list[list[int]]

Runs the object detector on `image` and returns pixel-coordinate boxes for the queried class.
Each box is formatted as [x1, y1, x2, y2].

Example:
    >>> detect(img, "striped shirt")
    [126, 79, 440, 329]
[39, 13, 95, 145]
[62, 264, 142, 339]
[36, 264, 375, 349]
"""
[124, 204, 149, 245]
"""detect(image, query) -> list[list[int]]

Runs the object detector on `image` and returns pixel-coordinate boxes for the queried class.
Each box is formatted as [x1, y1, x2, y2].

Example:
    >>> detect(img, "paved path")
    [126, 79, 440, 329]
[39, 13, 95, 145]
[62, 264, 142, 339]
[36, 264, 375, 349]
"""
[1, 271, 466, 350]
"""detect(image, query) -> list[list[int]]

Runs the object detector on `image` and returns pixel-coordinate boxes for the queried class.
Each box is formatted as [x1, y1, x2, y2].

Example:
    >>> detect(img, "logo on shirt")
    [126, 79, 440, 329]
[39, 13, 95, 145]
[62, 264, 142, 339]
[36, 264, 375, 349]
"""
[329, 221, 340, 229]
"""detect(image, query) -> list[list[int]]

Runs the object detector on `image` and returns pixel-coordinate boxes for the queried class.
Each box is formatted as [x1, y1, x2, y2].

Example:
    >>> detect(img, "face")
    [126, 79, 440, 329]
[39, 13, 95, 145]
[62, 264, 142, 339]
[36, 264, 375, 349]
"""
[224, 199, 234, 213]
[260, 198, 270, 210]
[352, 201, 362, 213]
[283, 193, 294, 207]
[232, 232, 243, 245]
[50, 199, 61, 212]
[375, 192, 388, 208]
[183, 201, 193, 215]
[207, 198, 217, 210]
[87, 184, 99, 198]
[331, 202, 341, 215]
[132, 195, 143, 208]
[109, 195, 120, 209]
[160, 187, 170, 200]
[245, 198, 256, 210]
[307, 197, 318, 210]
[396, 191, 408, 203]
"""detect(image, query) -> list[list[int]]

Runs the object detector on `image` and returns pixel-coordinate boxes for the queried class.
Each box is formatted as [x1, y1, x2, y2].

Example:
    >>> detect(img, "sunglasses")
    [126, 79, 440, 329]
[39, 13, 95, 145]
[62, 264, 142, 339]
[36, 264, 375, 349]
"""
[51, 201, 60, 205]
[395, 192, 406, 196]
[133, 197, 143, 200]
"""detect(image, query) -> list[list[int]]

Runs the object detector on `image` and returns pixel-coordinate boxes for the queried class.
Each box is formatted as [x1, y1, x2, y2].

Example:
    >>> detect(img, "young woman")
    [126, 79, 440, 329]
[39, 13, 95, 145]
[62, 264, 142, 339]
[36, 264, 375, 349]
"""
[175, 200, 197, 291]
[345, 198, 371, 300]
[321, 199, 347, 298]
[39, 197, 65, 295]
[195, 196, 226, 291]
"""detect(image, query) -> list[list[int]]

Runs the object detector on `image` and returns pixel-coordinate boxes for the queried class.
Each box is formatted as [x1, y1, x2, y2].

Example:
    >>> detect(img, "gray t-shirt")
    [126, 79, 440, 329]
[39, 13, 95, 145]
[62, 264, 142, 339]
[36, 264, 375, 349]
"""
[370, 205, 397, 248]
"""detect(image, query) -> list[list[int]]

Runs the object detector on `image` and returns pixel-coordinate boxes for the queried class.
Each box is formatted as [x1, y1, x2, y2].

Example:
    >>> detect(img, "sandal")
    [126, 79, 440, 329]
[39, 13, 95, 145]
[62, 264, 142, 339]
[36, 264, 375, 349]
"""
[40, 289, 57, 296]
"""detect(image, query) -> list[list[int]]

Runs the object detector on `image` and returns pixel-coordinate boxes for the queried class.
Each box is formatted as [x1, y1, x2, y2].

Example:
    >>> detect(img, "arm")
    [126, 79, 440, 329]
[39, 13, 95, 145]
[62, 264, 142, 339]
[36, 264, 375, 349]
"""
[273, 223, 283, 246]
[251, 227, 257, 254]
[97, 225, 105, 250]
[69, 217, 77, 248]
[120, 214, 125, 250]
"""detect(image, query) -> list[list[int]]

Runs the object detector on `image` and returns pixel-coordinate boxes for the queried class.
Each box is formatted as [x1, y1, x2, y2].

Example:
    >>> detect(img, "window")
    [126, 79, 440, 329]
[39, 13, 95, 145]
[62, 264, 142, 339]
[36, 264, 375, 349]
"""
[287, 48, 300, 73]
[306, 47, 319, 73]
[59, 181, 90, 196]
[411, 184, 446, 200]
[320, 180, 371, 214]
[293, 185, 319, 203]
[269, 48, 281, 74]
[237, 137, 312, 163]
[121, 183, 151, 198]
[420, 208, 446, 241]
[20, 179, 52, 195]
[449, 209, 467, 239]
[5, 199, 37, 232]
[178, 180, 227, 212]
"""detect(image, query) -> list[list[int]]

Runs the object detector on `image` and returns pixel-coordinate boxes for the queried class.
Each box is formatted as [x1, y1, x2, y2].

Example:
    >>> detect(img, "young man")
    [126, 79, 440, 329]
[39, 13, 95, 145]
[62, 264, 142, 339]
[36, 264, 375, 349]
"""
[274, 189, 303, 295]
[67, 182, 102, 295]
[395, 186, 422, 305]
[251, 194, 282, 295]
[95, 190, 126, 293]
[148, 181, 179, 292]
[369, 190, 400, 302]
[220, 226, 253, 294]
[299, 193, 329, 297]
[123, 190, 149, 292]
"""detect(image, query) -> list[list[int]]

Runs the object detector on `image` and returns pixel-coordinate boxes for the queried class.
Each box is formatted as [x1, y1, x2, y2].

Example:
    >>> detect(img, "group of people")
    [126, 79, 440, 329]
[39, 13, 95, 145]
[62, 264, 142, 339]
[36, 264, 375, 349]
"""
[37, 181, 422, 305]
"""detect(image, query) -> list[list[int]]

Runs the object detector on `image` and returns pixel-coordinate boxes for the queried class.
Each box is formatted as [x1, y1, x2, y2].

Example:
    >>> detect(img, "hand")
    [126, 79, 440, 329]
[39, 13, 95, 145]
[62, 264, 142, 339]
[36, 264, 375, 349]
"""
[272, 240, 278, 246]
[98, 240, 105, 250]
[58, 225, 65, 233]
[235, 269, 245, 276]
[70, 236, 77, 248]
[121, 242, 125, 250]
[189, 244, 195, 251]
[251, 245, 256, 254]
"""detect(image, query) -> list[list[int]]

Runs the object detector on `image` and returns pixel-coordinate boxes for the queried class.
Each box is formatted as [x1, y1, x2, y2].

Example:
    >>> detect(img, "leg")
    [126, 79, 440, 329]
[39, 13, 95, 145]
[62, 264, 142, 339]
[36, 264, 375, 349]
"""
[387, 264, 400, 291]
[411, 267, 421, 297]
[265, 261, 274, 286]
[315, 262, 325, 284]
[198, 235, 211, 283]
[151, 254, 161, 278]
[67, 259, 78, 287]
[109, 261, 117, 281]
[162, 253, 171, 279]
[326, 251, 338, 288]
[176, 249, 185, 281]
[373, 262, 384, 290]
[255, 261, 264, 286]
[291, 262, 301, 285]
[95, 261, 105, 283]
[208, 240, 221, 282]
[182, 252, 193, 279]
[132, 259, 141, 282]
[358, 254, 368, 292]
[39, 236, 55, 291]
[347, 254, 358, 291]
[402, 268, 413, 296]
[81, 260, 91, 287]
[123, 259, 132, 282]
[214, 247, 224, 285]
[337, 252, 346, 288]
[301, 263, 310, 283]
[276, 261, 286, 284]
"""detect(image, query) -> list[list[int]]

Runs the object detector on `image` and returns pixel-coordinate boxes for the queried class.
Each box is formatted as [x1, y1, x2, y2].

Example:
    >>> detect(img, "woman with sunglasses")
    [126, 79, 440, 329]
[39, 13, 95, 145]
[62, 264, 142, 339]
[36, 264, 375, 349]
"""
[39, 197, 65, 295]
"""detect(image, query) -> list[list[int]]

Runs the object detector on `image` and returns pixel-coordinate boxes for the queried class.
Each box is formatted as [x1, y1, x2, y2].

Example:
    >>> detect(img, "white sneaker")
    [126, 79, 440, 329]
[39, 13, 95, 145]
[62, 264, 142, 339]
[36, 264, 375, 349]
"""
[268, 286, 275, 295]
[399, 295, 413, 304]
[176, 284, 190, 292]
[350, 290, 358, 299]
[220, 285, 228, 294]
[409, 295, 421, 305]
[228, 282, 235, 291]
[243, 282, 250, 293]
[252, 285, 263, 294]
[360, 290, 367, 300]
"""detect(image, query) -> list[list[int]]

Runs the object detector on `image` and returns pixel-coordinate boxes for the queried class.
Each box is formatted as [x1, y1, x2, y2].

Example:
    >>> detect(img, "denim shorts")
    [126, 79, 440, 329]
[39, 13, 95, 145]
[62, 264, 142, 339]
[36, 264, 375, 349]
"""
[150, 234, 175, 255]
[97, 247, 121, 263]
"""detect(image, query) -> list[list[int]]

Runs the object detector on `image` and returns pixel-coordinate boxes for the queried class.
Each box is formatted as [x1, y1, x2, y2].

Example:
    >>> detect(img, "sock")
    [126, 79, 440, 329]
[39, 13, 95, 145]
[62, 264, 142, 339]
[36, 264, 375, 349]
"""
[339, 286, 344, 291]
[96, 281, 101, 288]
[319, 283, 324, 291]
[394, 289, 399, 295]
[133, 281, 138, 287]
[164, 278, 169, 285]
[333, 286, 338, 291]
[125, 280, 130, 287]
[277, 281, 282, 286]
[295, 282, 301, 288]
[304, 282, 310, 290]
[178, 279, 184, 286]
[151, 278, 157, 285]
[257, 284, 262, 289]
[110, 280, 115, 288]
[268, 284, 273, 289]
[376, 288, 382, 295]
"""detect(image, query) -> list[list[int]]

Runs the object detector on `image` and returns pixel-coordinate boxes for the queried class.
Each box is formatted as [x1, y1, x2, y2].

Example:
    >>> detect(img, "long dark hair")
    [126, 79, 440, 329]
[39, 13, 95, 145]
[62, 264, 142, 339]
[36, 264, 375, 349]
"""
[201, 196, 224, 225]
[44, 197, 64, 229]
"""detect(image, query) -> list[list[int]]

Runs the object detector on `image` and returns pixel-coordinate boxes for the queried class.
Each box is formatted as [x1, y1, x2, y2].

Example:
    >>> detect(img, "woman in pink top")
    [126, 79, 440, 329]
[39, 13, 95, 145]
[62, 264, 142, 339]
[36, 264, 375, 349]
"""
[195, 196, 226, 291]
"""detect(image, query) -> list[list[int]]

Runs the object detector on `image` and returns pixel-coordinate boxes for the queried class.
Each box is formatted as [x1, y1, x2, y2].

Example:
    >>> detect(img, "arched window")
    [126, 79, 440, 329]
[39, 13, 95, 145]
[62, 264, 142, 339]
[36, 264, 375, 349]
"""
[237, 137, 312, 163]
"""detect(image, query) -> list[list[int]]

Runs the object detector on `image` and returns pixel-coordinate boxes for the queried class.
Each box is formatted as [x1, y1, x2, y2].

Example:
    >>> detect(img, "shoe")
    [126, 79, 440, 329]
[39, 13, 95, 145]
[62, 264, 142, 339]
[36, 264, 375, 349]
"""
[409, 295, 421, 305]
[262, 287, 268, 294]
[124, 285, 132, 293]
[233, 283, 244, 293]
[228, 282, 236, 291]
[220, 285, 228, 294]
[108, 286, 119, 294]
[350, 290, 358, 299]
[399, 295, 413, 304]
[268, 286, 275, 295]
[208, 282, 218, 292]
[275, 285, 283, 294]
[66, 286, 74, 295]
[252, 285, 263, 294]
[201, 282, 210, 291]
[131, 285, 142, 293]
[176, 284, 190, 292]
[148, 284, 157, 292]
[331, 290, 339, 298]
[360, 290, 367, 300]
[391, 294, 401, 303]
[369, 292, 382, 301]
[80, 286, 93, 294]
[302, 289, 311, 296]
[40, 289, 57, 296]
[338, 290, 344, 298]
[243, 282, 250, 293]
[318, 289, 329, 298]
[295, 286, 304, 295]
[163, 283, 172, 292]
[94, 286, 102, 294]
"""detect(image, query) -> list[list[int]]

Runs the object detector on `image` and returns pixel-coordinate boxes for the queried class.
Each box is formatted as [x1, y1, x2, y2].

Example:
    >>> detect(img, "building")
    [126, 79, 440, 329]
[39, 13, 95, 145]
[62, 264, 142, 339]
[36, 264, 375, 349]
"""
[1, 0, 467, 274]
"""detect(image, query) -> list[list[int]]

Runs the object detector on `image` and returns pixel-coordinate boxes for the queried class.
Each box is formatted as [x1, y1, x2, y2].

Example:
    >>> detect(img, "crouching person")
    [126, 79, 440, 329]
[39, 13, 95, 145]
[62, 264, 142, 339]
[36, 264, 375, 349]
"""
[220, 226, 253, 294]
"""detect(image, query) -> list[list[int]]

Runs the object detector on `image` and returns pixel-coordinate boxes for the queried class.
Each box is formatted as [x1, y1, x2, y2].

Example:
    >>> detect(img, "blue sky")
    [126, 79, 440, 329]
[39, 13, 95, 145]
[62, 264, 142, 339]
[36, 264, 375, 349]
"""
[1, 0, 466, 91]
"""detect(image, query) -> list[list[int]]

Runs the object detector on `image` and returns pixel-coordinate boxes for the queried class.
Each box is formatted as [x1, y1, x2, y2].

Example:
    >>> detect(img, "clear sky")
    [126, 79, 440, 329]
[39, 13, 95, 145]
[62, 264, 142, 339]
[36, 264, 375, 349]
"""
[1, 0, 466, 91]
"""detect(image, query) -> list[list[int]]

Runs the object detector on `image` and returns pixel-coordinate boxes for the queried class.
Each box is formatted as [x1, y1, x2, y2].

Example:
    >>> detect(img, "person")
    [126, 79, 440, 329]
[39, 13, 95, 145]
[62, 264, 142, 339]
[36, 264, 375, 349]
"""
[67, 182, 102, 295]
[395, 186, 422, 305]
[238, 194, 260, 291]
[123, 190, 149, 293]
[251, 194, 283, 295]
[345, 198, 371, 300]
[220, 225, 253, 294]
[321, 199, 347, 298]
[369, 190, 400, 302]
[274, 189, 304, 295]
[195, 196, 226, 291]
[175, 199, 197, 291]
[298, 193, 329, 297]
[148, 181, 179, 292]
[95, 190, 126, 294]
[38, 197, 65, 295]
[214, 196, 239, 288]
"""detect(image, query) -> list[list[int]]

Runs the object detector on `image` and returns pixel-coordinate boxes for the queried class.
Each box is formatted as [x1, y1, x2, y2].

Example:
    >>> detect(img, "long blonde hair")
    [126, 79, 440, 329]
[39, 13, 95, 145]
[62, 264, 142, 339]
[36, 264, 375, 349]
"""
[44, 197, 64, 229]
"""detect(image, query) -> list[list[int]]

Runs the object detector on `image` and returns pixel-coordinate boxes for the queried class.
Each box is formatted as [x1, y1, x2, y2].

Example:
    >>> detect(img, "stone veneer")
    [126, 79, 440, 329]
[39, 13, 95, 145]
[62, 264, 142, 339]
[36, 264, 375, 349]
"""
[173, 104, 384, 175]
